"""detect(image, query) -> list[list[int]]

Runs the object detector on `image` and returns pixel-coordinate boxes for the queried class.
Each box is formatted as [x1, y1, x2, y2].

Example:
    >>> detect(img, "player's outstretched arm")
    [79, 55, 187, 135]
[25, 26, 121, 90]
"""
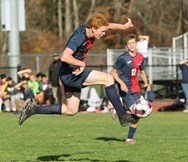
[179, 59, 188, 65]
[108, 18, 133, 30]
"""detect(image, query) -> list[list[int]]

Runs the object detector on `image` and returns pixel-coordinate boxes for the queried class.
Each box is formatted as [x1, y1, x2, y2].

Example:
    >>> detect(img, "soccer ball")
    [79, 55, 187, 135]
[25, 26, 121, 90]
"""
[134, 99, 152, 118]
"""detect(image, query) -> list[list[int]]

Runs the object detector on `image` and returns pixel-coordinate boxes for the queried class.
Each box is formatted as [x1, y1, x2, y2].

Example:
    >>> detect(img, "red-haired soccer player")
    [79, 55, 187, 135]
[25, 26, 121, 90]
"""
[18, 13, 136, 127]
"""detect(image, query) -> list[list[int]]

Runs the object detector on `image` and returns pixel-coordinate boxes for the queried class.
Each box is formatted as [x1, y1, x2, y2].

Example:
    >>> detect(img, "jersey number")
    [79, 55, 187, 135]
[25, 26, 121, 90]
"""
[131, 68, 137, 76]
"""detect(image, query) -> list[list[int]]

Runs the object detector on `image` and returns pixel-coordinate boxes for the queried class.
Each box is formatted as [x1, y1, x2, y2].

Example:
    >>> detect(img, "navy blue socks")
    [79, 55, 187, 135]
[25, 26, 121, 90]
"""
[127, 127, 136, 139]
[105, 84, 126, 118]
[35, 104, 62, 114]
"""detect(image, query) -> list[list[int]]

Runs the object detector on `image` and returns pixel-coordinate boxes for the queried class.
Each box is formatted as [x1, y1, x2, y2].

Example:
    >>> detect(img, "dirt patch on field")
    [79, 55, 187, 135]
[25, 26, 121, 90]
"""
[151, 100, 175, 112]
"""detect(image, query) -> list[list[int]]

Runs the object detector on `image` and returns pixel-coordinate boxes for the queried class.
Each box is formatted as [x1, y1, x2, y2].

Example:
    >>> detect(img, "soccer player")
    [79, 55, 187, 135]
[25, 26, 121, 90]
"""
[110, 34, 152, 144]
[18, 13, 136, 126]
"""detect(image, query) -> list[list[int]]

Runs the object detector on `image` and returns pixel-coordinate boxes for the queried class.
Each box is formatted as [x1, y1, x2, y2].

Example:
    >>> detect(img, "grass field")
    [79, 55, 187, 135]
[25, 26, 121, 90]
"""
[0, 111, 188, 162]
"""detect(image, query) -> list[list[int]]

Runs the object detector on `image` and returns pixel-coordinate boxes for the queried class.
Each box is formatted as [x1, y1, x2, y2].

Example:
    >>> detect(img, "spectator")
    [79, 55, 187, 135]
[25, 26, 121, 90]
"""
[40, 74, 54, 105]
[3, 77, 16, 111]
[0, 76, 2, 112]
[0, 74, 9, 111]
[1, 74, 8, 94]
[3, 77, 22, 112]
[48, 52, 63, 104]
[28, 73, 41, 95]
[36, 72, 45, 91]
[179, 59, 188, 113]
[17, 68, 32, 80]
[28, 73, 43, 104]
[136, 35, 150, 67]
[14, 78, 35, 111]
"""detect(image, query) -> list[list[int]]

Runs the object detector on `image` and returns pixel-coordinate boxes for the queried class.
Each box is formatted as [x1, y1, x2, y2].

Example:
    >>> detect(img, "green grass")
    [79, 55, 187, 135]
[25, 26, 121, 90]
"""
[0, 112, 188, 162]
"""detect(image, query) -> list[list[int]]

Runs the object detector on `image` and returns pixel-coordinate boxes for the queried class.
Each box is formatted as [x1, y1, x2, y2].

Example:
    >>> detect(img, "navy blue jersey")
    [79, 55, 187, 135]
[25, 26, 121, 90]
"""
[179, 64, 188, 83]
[59, 25, 94, 98]
[60, 24, 94, 75]
[20, 87, 35, 102]
[114, 51, 145, 93]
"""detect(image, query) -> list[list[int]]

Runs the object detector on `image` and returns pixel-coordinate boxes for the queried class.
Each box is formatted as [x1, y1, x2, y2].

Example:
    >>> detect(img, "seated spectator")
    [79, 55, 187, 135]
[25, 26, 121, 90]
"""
[17, 68, 32, 80]
[0, 76, 2, 112]
[1, 74, 8, 93]
[36, 72, 45, 90]
[3, 77, 23, 112]
[40, 74, 54, 105]
[28, 73, 41, 95]
[14, 78, 35, 111]
[0, 74, 9, 111]
[28, 73, 43, 104]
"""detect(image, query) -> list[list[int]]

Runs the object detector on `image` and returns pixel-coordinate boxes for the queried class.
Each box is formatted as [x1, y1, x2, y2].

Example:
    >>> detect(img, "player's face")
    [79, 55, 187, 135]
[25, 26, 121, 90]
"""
[126, 39, 137, 52]
[22, 81, 29, 89]
[93, 26, 108, 39]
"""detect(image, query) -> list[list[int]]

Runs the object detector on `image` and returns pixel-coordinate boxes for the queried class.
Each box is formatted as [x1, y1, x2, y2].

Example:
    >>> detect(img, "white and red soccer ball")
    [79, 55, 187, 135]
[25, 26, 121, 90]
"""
[134, 98, 152, 118]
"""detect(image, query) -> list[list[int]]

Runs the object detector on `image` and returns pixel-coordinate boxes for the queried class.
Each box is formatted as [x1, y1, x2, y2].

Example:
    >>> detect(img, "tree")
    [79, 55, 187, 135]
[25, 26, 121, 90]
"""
[58, 0, 63, 40]
[64, 0, 72, 38]
[6, 0, 187, 54]
[86, 0, 96, 22]
[73, 0, 79, 28]
[128, 0, 188, 46]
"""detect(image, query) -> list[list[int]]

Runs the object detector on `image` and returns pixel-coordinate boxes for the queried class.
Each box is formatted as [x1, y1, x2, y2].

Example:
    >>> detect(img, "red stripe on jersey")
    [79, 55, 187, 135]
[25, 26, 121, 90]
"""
[131, 53, 144, 93]
[82, 39, 94, 61]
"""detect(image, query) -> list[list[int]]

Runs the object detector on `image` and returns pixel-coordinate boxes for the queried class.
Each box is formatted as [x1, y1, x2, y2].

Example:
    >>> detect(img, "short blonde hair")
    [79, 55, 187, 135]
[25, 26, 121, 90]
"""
[86, 13, 109, 29]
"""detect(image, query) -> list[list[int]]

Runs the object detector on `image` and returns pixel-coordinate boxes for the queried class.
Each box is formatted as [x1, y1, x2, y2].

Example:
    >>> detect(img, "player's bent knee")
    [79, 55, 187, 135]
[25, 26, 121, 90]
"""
[105, 74, 114, 86]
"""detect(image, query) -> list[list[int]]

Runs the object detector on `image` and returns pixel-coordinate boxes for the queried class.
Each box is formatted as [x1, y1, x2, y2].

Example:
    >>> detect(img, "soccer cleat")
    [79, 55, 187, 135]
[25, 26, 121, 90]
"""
[18, 101, 37, 125]
[111, 109, 117, 120]
[118, 113, 139, 127]
[125, 139, 136, 144]
[118, 113, 133, 127]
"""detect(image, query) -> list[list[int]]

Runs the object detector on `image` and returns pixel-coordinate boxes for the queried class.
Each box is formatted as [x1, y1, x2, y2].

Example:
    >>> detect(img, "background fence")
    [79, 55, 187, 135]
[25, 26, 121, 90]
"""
[0, 46, 187, 99]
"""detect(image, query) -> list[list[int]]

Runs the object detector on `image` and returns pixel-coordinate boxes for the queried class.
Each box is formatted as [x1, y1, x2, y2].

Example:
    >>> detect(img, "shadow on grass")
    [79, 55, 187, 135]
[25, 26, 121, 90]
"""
[37, 152, 130, 162]
[95, 137, 124, 142]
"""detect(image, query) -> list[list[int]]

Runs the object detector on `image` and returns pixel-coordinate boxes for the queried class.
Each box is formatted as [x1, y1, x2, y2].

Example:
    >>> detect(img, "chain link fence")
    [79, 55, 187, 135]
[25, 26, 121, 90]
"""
[0, 53, 107, 74]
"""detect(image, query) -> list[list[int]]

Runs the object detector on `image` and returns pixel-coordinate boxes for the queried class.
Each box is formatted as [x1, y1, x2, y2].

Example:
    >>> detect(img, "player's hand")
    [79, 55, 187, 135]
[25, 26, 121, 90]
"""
[144, 84, 151, 91]
[120, 83, 128, 93]
[125, 18, 133, 29]
[72, 66, 85, 76]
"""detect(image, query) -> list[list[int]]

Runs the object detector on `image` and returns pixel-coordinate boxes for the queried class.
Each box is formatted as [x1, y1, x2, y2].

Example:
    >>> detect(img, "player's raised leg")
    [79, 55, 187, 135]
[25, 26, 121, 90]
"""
[18, 93, 81, 125]
[83, 70, 135, 126]
[19, 69, 136, 126]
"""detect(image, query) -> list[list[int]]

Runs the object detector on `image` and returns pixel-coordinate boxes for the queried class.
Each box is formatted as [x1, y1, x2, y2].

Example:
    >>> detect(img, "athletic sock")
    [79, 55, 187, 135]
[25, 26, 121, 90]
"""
[127, 126, 136, 139]
[105, 84, 126, 118]
[35, 104, 62, 114]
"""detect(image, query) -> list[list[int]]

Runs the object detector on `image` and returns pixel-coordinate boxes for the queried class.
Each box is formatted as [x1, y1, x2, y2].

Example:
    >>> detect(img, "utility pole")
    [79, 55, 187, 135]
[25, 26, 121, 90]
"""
[8, 0, 20, 82]
[1, 0, 25, 82]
